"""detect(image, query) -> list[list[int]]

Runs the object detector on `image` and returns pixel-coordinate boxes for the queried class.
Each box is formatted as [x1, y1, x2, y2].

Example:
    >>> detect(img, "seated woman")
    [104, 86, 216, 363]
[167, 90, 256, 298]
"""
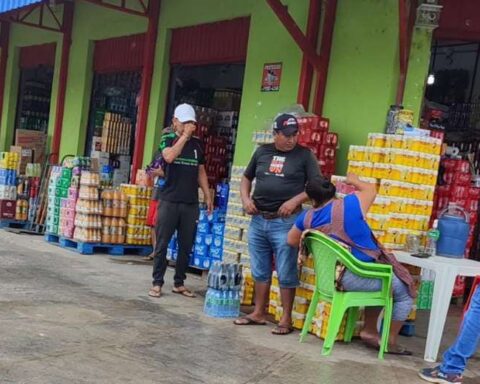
[287, 173, 415, 355]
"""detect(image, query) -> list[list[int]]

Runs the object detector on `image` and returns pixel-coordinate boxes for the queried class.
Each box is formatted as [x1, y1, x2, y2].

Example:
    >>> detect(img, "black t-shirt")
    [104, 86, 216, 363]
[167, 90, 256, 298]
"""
[244, 144, 321, 212]
[159, 132, 205, 204]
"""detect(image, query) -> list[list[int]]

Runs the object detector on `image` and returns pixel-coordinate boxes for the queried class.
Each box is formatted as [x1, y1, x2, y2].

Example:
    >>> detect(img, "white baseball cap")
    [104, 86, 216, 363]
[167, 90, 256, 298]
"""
[174, 103, 197, 123]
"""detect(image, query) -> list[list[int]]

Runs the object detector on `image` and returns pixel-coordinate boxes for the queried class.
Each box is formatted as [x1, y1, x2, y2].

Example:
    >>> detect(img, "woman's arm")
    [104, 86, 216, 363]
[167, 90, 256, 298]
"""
[287, 226, 302, 247]
[345, 173, 377, 215]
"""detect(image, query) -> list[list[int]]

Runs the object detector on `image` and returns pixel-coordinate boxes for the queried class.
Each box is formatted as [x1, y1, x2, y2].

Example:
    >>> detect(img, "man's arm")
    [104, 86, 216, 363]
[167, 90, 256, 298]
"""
[278, 192, 308, 217]
[162, 125, 196, 164]
[240, 176, 258, 215]
[278, 150, 321, 217]
[198, 165, 213, 213]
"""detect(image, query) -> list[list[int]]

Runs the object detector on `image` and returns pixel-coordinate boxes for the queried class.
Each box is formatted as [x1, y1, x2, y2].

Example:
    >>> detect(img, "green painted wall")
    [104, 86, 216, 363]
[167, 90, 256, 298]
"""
[322, 0, 433, 174]
[403, 28, 433, 125]
[144, 0, 308, 166]
[323, 0, 400, 174]
[0, 13, 62, 151]
[60, 1, 147, 157]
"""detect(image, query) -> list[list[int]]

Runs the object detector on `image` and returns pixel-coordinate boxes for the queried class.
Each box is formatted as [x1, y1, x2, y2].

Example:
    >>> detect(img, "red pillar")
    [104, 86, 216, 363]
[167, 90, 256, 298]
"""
[266, 0, 321, 71]
[312, 0, 337, 116]
[51, 2, 74, 163]
[132, 0, 161, 183]
[297, 0, 321, 109]
[0, 22, 10, 133]
[396, 0, 416, 106]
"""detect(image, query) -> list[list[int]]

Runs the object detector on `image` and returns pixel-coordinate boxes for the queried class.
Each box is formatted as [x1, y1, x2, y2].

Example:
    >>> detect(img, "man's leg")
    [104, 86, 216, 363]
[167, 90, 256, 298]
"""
[151, 228, 156, 250]
[173, 203, 199, 289]
[151, 201, 179, 289]
[269, 215, 299, 334]
[441, 286, 480, 374]
[235, 215, 272, 324]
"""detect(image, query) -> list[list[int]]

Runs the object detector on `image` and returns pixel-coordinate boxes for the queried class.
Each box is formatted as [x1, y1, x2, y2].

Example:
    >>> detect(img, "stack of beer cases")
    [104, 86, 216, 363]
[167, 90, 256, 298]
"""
[216, 111, 238, 178]
[268, 262, 350, 340]
[166, 182, 228, 269]
[432, 158, 480, 298]
[46, 166, 68, 235]
[193, 106, 237, 187]
[345, 133, 442, 250]
[204, 135, 228, 186]
[223, 167, 251, 266]
[58, 167, 76, 239]
[191, 207, 227, 269]
[296, 116, 338, 179]
[0, 152, 19, 220]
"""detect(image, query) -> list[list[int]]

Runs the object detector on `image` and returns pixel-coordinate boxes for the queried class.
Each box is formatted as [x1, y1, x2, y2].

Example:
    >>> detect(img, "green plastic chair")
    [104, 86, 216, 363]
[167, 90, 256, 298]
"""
[299, 231, 393, 359]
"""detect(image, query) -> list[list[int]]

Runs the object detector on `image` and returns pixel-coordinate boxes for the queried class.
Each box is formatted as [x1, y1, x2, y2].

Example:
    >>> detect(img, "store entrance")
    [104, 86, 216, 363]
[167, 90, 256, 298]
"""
[85, 70, 141, 185]
[422, 38, 480, 298]
[15, 65, 54, 133]
[165, 63, 245, 186]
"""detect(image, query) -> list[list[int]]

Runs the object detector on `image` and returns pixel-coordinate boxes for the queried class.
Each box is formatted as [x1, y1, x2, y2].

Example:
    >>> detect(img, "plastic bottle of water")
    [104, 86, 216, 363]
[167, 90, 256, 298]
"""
[425, 220, 440, 256]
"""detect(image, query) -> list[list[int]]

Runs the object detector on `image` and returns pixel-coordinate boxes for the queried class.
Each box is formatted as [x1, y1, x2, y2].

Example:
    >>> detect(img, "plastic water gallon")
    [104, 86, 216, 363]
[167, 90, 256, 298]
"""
[436, 205, 470, 258]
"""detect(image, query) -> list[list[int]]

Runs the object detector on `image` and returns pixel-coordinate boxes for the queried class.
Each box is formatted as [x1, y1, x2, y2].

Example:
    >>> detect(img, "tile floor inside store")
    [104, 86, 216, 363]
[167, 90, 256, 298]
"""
[0, 230, 478, 384]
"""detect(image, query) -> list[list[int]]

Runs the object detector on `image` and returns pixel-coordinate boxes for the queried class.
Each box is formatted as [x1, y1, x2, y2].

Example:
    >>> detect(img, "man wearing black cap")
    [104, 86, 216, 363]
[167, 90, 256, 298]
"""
[234, 113, 321, 335]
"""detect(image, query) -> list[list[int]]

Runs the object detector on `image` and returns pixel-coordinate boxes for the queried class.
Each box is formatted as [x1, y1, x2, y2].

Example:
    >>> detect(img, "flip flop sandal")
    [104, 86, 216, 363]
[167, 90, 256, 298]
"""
[148, 287, 162, 298]
[142, 255, 154, 261]
[271, 325, 294, 335]
[385, 346, 413, 356]
[362, 337, 381, 350]
[172, 288, 196, 298]
[233, 316, 267, 326]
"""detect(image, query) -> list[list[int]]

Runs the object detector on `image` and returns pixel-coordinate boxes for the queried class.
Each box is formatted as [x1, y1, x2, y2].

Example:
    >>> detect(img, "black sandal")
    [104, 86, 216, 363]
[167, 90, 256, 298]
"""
[385, 346, 413, 356]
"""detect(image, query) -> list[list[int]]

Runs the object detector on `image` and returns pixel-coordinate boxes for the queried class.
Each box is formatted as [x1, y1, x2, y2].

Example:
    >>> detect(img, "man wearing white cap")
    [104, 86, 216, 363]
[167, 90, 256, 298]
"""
[149, 103, 212, 298]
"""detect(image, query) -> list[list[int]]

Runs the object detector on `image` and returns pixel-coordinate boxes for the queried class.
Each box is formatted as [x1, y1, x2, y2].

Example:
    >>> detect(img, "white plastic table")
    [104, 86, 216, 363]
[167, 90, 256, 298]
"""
[393, 251, 480, 362]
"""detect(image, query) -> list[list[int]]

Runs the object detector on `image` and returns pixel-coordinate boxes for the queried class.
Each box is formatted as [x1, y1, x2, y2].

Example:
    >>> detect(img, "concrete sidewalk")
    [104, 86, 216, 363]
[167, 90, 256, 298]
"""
[0, 230, 478, 384]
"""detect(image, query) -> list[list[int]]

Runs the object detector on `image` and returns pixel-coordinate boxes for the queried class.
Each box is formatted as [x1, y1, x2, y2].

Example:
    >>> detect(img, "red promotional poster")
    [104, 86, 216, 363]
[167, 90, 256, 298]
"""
[261, 63, 282, 92]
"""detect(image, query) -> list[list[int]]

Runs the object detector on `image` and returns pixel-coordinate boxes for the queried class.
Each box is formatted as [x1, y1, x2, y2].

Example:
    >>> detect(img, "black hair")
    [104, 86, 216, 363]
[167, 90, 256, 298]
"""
[305, 177, 336, 207]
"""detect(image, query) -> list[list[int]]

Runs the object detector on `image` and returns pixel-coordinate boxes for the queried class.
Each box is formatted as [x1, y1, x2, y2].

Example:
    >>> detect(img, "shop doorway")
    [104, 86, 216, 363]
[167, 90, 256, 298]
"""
[85, 70, 141, 182]
[13, 43, 56, 165]
[165, 63, 245, 185]
[421, 33, 480, 300]
[86, 34, 145, 185]
[165, 17, 249, 187]
[15, 65, 54, 133]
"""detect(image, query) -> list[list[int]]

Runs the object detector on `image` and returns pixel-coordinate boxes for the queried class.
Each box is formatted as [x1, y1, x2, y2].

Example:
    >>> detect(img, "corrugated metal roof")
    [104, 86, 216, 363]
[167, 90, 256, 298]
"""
[0, 0, 43, 14]
[170, 17, 250, 66]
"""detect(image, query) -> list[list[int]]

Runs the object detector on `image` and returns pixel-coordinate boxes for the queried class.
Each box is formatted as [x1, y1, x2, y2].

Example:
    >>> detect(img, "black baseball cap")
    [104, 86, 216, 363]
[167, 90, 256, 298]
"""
[273, 114, 299, 136]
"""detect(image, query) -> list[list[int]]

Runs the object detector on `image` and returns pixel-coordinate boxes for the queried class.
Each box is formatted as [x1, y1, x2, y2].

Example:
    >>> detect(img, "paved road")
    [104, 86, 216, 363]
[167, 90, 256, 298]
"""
[0, 231, 478, 383]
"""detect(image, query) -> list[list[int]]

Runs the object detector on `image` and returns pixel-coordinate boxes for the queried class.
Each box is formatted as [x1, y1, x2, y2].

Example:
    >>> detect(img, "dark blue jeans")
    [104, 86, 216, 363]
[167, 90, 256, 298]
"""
[441, 286, 480, 374]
